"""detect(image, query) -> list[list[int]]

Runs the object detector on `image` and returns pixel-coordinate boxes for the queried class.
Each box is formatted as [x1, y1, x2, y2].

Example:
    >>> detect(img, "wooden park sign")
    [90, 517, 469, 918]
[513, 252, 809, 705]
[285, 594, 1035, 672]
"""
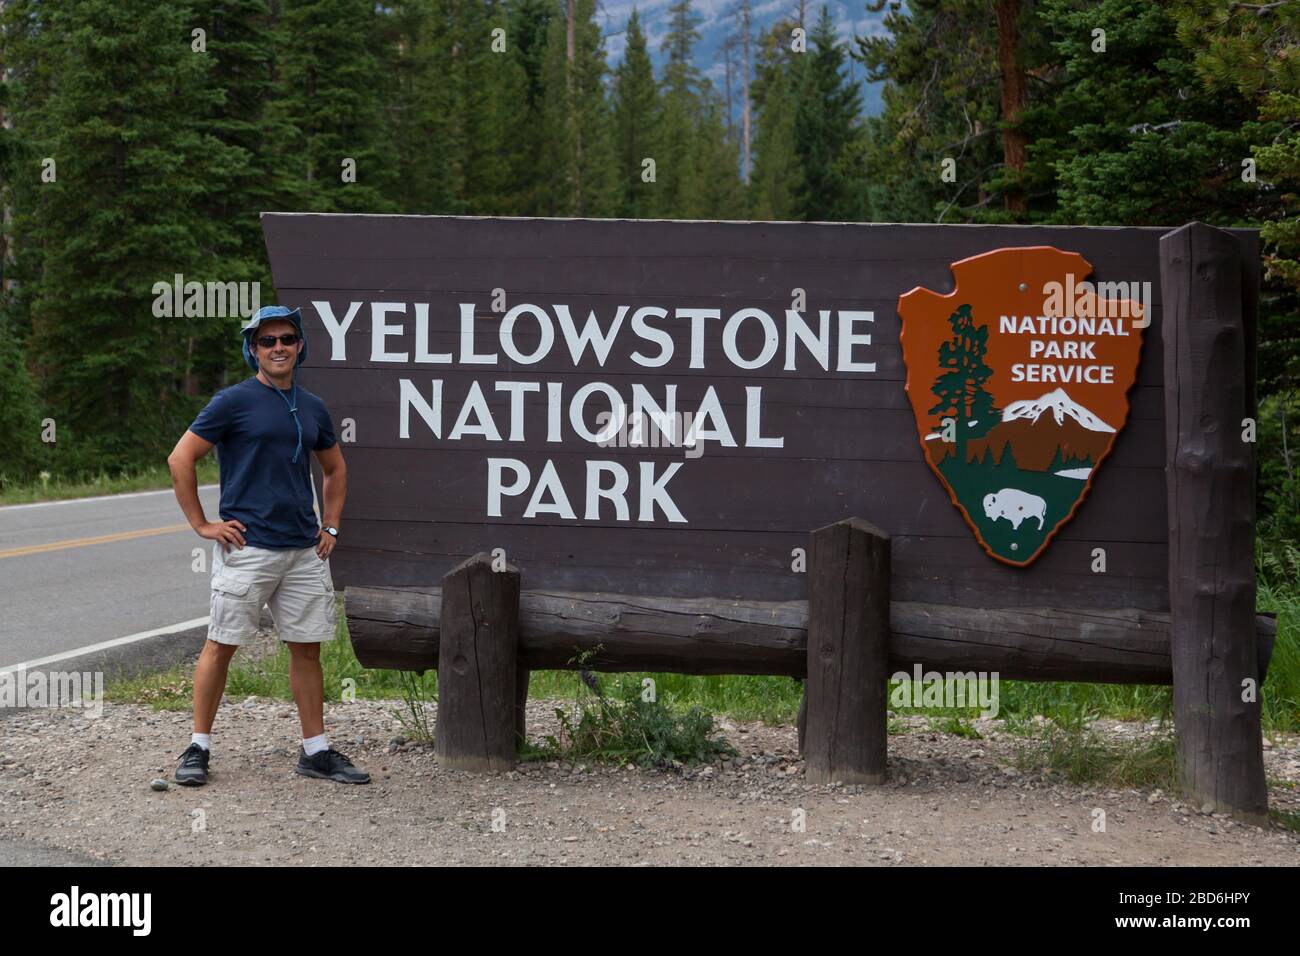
[263, 214, 1274, 818]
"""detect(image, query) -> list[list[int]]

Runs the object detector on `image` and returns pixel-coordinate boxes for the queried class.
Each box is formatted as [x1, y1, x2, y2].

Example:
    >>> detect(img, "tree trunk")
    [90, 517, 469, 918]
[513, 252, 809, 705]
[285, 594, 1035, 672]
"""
[995, 0, 1028, 215]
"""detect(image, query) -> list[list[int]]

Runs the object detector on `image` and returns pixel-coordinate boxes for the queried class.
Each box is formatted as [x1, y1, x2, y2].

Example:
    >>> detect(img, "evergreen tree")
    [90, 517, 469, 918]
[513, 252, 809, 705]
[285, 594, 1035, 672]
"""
[683, 86, 746, 219]
[187, 0, 286, 394]
[268, 0, 397, 213]
[655, 0, 704, 217]
[1027, 0, 1272, 228]
[505, 0, 555, 215]
[380, 0, 458, 214]
[929, 305, 998, 461]
[1169, 1, 1300, 540]
[748, 20, 805, 220]
[855, 0, 1006, 222]
[536, 10, 571, 215]
[3, 0, 244, 474]
[456, 0, 533, 215]
[0, 299, 43, 485]
[1168, 1, 1300, 398]
[612, 8, 660, 218]
[535, 0, 616, 217]
[793, 6, 864, 221]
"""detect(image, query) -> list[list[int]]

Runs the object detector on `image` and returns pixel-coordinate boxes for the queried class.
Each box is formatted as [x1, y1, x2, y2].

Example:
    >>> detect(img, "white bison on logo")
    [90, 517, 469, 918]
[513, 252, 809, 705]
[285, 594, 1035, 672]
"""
[983, 488, 1047, 531]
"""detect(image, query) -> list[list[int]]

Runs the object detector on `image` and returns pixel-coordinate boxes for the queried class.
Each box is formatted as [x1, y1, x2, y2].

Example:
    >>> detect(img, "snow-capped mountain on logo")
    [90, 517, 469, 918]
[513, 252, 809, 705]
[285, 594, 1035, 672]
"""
[1001, 388, 1115, 433]
[931, 387, 1116, 474]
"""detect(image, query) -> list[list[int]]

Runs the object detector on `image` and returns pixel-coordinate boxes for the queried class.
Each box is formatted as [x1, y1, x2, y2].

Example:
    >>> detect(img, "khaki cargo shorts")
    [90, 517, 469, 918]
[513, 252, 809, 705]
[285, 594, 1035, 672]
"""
[208, 542, 338, 646]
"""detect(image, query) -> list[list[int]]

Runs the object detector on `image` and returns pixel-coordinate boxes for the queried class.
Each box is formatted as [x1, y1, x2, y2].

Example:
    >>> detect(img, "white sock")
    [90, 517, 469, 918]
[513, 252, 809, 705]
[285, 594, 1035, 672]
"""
[302, 733, 329, 756]
[191, 733, 211, 751]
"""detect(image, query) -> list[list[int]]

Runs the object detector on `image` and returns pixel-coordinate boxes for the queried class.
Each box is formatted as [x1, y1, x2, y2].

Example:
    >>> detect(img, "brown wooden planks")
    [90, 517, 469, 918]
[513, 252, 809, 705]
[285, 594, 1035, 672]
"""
[324, 521, 1169, 609]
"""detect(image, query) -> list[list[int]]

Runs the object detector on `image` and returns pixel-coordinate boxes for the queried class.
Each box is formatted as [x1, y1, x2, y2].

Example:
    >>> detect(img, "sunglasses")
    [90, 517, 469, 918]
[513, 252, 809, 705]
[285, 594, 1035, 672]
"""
[256, 333, 300, 347]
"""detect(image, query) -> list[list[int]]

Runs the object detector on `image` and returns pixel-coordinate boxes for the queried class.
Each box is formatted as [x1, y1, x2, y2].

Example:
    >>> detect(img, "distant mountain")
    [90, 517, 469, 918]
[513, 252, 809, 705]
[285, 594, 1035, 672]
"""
[601, 1, 890, 119]
[930, 389, 1115, 473]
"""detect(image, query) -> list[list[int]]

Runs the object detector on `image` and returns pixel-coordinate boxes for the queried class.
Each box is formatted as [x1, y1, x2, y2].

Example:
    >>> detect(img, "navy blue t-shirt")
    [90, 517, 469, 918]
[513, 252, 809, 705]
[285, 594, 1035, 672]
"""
[188, 376, 337, 549]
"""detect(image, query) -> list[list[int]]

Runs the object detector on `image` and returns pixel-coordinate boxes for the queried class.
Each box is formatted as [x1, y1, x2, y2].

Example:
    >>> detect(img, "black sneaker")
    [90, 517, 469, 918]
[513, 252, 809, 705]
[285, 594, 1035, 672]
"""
[295, 746, 371, 784]
[175, 742, 210, 786]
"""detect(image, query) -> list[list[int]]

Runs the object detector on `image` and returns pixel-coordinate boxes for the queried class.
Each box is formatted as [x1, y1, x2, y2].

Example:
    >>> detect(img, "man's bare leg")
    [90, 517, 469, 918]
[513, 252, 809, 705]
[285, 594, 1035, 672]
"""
[287, 641, 324, 739]
[193, 639, 238, 734]
[176, 639, 236, 785]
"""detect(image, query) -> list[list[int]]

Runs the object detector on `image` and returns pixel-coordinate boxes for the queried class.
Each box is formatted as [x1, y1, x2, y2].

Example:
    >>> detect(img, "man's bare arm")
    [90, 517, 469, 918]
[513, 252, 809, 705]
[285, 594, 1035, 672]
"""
[167, 430, 245, 550]
[315, 443, 347, 529]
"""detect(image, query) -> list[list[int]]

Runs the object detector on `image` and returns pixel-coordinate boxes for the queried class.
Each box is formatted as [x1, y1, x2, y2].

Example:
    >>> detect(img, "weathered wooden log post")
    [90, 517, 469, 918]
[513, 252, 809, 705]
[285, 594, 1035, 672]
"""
[435, 552, 521, 772]
[348, 586, 1278, 682]
[804, 517, 890, 785]
[515, 665, 530, 748]
[1160, 222, 1268, 822]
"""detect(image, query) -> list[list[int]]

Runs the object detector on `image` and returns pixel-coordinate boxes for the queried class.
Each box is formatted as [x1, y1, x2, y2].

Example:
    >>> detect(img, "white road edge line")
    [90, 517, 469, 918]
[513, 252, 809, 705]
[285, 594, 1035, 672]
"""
[0, 617, 210, 676]
[0, 484, 220, 511]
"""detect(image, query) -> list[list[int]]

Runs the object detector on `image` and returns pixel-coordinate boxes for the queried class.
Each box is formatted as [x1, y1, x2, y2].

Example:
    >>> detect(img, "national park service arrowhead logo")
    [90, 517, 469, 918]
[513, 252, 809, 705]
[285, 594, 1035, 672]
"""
[898, 246, 1147, 567]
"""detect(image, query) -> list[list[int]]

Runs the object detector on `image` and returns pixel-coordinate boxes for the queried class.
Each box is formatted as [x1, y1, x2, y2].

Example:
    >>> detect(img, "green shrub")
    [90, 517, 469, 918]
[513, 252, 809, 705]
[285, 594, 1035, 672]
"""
[528, 663, 738, 769]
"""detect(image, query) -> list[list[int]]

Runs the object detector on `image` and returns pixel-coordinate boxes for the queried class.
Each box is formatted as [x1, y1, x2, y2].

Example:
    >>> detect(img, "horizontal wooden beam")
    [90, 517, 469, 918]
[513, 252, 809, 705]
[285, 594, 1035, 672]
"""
[344, 585, 1278, 686]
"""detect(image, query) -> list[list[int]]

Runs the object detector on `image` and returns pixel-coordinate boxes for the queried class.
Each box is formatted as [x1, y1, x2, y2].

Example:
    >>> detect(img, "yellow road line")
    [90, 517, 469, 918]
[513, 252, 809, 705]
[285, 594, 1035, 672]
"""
[0, 524, 192, 560]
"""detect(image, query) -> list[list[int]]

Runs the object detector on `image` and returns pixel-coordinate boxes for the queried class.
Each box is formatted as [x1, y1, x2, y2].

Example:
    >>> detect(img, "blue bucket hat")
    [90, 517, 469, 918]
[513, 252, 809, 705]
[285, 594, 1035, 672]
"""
[241, 305, 307, 372]
[241, 305, 308, 463]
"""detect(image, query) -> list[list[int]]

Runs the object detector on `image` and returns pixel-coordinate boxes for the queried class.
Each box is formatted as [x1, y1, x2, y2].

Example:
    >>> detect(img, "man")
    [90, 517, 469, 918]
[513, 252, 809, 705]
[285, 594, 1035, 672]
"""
[166, 305, 369, 786]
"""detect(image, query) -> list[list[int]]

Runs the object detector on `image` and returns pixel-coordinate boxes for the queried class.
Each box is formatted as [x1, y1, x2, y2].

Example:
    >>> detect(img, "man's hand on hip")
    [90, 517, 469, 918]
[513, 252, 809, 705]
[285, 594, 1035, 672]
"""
[198, 519, 247, 553]
[315, 527, 337, 560]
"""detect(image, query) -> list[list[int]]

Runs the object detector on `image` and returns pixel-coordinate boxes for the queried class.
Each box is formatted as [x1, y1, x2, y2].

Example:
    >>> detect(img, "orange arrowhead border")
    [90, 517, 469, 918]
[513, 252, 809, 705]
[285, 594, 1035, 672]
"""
[897, 246, 1147, 568]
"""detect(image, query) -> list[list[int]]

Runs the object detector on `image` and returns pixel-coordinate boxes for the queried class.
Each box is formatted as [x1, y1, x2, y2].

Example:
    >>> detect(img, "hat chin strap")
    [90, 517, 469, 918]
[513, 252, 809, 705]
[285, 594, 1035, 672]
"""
[257, 369, 304, 462]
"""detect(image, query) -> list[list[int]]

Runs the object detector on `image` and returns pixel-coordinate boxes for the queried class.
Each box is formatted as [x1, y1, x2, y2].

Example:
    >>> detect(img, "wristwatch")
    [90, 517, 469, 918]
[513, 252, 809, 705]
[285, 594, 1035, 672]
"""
[323, 526, 339, 538]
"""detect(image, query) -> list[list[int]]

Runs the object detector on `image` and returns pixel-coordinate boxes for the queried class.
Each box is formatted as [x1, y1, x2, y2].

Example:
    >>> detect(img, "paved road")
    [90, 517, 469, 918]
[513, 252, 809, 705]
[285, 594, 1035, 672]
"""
[0, 487, 222, 669]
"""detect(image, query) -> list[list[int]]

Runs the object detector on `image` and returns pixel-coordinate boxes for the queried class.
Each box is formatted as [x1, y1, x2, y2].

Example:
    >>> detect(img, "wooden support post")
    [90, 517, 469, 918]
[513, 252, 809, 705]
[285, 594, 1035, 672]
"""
[804, 518, 890, 785]
[515, 666, 530, 750]
[1161, 222, 1268, 822]
[435, 552, 520, 773]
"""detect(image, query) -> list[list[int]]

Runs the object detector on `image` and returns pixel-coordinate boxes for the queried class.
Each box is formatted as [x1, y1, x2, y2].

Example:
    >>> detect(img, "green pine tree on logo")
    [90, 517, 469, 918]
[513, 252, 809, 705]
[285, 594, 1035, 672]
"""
[928, 304, 1000, 462]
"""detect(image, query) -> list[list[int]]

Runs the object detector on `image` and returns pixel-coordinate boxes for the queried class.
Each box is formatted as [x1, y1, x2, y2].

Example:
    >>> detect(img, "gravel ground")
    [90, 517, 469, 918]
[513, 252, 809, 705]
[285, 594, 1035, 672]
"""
[2, 695, 1298, 867]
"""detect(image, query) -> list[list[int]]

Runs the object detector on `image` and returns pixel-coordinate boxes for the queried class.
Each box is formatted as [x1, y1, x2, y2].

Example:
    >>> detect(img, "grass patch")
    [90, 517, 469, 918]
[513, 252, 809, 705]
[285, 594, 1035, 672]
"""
[1269, 808, 1300, 833]
[526, 669, 802, 724]
[995, 682, 1172, 726]
[1011, 718, 1180, 790]
[391, 670, 437, 743]
[1257, 539, 1300, 735]
[928, 714, 984, 739]
[0, 459, 220, 506]
[105, 668, 195, 711]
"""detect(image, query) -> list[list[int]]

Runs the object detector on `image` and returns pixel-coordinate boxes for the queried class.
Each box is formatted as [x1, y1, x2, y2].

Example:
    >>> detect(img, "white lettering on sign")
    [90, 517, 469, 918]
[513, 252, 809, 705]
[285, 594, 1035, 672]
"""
[998, 313, 1130, 385]
[317, 300, 878, 372]
[317, 299, 882, 525]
